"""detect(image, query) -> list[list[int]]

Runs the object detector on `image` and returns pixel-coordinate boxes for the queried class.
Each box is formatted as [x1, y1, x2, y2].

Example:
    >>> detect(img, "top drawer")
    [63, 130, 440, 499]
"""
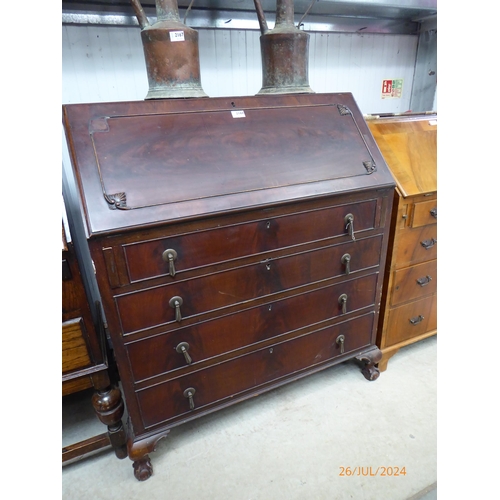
[121, 199, 379, 284]
[411, 198, 437, 228]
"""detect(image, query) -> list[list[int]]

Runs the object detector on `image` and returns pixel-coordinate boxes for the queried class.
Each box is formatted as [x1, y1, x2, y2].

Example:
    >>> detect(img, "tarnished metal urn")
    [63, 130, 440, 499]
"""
[130, 0, 207, 99]
[253, 0, 314, 94]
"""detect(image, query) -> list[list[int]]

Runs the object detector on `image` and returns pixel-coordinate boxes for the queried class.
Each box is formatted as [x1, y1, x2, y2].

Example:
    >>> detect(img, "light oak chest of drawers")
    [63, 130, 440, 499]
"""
[63, 93, 396, 481]
[367, 114, 437, 371]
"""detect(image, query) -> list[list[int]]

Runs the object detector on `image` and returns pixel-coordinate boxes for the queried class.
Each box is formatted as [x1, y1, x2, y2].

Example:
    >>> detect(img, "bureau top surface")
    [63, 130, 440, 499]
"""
[63, 93, 395, 237]
[366, 114, 437, 198]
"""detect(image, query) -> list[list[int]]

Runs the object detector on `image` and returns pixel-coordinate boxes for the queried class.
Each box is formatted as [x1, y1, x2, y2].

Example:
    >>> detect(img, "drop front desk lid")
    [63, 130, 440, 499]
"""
[63, 93, 395, 237]
[366, 113, 437, 198]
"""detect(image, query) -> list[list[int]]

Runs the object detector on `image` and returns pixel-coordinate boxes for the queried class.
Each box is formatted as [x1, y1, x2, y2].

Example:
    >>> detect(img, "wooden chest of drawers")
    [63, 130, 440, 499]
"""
[63, 93, 395, 480]
[62, 223, 104, 397]
[367, 114, 437, 371]
[62, 221, 127, 463]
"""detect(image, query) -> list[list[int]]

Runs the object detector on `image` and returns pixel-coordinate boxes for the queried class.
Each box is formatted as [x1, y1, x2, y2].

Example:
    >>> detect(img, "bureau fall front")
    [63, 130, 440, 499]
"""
[63, 93, 396, 480]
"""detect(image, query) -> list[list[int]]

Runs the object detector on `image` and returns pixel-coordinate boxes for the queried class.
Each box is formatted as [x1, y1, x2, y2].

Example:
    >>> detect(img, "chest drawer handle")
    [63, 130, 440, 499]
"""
[169, 296, 183, 323]
[162, 249, 178, 277]
[430, 207, 437, 218]
[336, 334, 345, 354]
[409, 315, 424, 325]
[344, 213, 355, 241]
[416, 275, 432, 287]
[420, 238, 436, 249]
[338, 293, 348, 314]
[341, 253, 351, 275]
[176, 342, 192, 365]
[183, 387, 196, 410]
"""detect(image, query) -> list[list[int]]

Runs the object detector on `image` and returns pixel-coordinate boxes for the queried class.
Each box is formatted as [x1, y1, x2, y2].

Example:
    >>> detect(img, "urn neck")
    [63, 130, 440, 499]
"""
[276, 0, 295, 26]
[156, 0, 181, 22]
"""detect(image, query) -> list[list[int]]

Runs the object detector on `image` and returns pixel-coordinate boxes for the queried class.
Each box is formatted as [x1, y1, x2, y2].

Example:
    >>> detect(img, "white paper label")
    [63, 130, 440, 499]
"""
[170, 31, 185, 42]
[428, 119, 437, 126]
[231, 110, 246, 118]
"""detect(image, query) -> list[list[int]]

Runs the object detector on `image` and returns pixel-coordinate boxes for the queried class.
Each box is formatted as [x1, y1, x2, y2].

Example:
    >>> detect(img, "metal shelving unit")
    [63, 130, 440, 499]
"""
[62, 0, 436, 34]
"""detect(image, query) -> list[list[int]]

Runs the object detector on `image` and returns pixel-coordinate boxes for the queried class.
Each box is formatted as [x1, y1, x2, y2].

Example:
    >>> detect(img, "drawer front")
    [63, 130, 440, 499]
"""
[116, 235, 383, 335]
[385, 295, 437, 346]
[136, 313, 374, 428]
[126, 273, 378, 382]
[62, 318, 92, 374]
[391, 259, 437, 306]
[411, 198, 437, 228]
[395, 225, 437, 268]
[123, 199, 378, 284]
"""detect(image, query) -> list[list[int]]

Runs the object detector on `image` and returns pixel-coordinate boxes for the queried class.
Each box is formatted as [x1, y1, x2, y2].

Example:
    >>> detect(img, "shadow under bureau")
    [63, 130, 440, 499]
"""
[63, 93, 395, 481]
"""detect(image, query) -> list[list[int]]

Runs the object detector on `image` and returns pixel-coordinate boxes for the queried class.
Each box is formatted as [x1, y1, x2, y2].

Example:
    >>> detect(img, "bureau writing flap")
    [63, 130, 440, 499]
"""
[92, 104, 374, 208]
[64, 94, 394, 235]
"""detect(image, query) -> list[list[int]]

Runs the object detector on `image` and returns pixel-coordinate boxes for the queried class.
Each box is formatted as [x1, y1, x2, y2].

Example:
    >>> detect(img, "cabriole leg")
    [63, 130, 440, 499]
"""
[356, 347, 383, 381]
[128, 431, 170, 481]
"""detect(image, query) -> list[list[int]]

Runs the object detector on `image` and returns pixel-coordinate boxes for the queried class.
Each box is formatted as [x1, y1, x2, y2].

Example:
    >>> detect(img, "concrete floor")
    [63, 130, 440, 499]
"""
[62, 336, 437, 500]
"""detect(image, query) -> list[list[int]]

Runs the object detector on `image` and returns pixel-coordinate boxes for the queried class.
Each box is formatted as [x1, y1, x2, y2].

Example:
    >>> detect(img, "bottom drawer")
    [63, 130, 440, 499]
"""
[385, 295, 437, 346]
[136, 313, 374, 429]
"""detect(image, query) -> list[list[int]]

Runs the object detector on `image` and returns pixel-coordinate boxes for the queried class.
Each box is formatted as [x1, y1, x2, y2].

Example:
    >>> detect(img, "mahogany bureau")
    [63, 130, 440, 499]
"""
[63, 93, 396, 481]
[366, 113, 437, 371]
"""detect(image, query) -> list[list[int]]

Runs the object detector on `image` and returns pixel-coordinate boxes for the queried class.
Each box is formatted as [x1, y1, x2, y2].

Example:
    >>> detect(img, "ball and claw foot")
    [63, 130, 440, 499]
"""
[361, 364, 380, 381]
[356, 347, 382, 381]
[133, 456, 153, 481]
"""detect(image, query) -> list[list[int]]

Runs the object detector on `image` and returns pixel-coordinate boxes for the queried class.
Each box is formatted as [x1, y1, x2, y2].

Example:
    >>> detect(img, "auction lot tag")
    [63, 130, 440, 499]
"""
[170, 31, 185, 42]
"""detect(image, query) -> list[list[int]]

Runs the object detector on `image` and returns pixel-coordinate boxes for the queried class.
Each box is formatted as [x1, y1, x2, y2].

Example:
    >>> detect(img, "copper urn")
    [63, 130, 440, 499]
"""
[130, 0, 207, 99]
[253, 0, 314, 94]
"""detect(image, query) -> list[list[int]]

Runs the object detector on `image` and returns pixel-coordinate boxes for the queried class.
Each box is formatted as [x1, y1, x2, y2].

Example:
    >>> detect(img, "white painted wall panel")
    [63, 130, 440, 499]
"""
[309, 32, 417, 113]
[62, 25, 148, 103]
[62, 25, 418, 114]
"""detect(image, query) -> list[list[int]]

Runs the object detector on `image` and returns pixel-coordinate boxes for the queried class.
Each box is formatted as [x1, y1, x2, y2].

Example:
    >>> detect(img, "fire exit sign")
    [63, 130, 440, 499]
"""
[382, 79, 403, 99]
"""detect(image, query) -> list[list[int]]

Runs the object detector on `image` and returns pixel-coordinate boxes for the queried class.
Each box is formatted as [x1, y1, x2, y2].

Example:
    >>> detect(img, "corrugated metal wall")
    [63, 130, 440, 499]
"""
[62, 24, 421, 114]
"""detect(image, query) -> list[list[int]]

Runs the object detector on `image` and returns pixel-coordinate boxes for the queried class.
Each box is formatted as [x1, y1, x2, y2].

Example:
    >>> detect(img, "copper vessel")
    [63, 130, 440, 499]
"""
[130, 0, 207, 99]
[253, 0, 314, 94]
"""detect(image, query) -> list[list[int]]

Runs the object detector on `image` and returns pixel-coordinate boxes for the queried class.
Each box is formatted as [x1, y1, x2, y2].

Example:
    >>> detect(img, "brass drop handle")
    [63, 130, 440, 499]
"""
[416, 275, 432, 287]
[338, 293, 348, 314]
[341, 253, 351, 275]
[344, 213, 355, 241]
[430, 207, 437, 218]
[409, 315, 424, 325]
[183, 387, 196, 410]
[421, 238, 437, 249]
[176, 342, 192, 365]
[169, 296, 183, 323]
[336, 334, 345, 354]
[162, 248, 178, 277]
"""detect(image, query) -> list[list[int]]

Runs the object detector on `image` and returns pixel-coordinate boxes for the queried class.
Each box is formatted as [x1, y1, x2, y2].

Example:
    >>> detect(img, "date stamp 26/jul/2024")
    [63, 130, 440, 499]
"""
[339, 467, 407, 477]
